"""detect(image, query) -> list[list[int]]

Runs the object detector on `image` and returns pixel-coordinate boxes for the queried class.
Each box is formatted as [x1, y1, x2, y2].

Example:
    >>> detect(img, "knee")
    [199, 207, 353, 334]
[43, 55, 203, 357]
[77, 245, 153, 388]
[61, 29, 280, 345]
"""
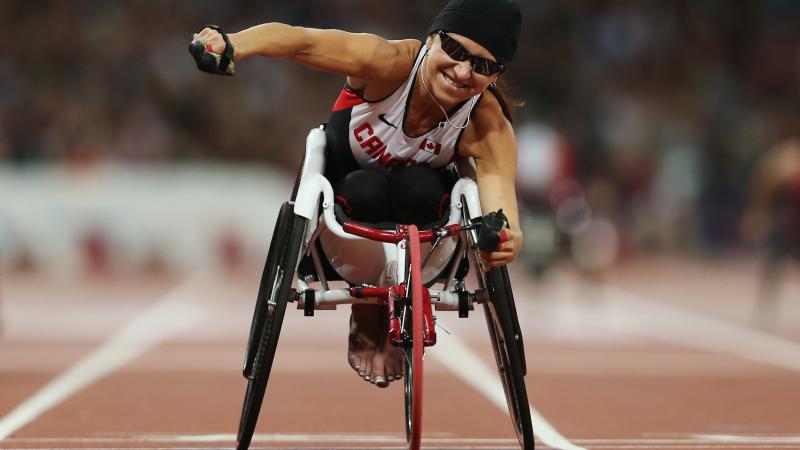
[390, 166, 450, 224]
[334, 170, 391, 222]
[394, 166, 443, 197]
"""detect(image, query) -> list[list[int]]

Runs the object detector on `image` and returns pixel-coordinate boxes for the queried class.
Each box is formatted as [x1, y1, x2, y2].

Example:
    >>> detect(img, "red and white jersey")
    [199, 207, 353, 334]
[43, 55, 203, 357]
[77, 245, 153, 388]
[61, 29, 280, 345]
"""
[325, 46, 481, 176]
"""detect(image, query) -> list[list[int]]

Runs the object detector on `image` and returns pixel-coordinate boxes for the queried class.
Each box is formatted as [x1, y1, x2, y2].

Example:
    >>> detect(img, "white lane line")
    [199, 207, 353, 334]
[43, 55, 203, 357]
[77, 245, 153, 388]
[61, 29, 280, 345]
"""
[3, 446, 798, 450]
[691, 434, 800, 443]
[582, 445, 800, 449]
[0, 433, 515, 444]
[0, 273, 218, 439]
[6, 433, 800, 448]
[598, 285, 800, 372]
[432, 318, 586, 450]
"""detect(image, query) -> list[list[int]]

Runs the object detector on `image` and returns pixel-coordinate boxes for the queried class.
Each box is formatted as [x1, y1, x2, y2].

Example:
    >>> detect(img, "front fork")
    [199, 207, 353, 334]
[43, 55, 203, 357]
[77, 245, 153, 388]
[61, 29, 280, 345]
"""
[387, 284, 437, 348]
[347, 284, 437, 348]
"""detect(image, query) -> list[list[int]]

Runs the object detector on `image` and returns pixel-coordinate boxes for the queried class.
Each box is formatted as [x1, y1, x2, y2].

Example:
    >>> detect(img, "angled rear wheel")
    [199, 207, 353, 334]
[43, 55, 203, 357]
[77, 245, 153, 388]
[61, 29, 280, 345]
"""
[236, 202, 306, 450]
[461, 200, 533, 449]
[243, 203, 293, 377]
[484, 266, 534, 450]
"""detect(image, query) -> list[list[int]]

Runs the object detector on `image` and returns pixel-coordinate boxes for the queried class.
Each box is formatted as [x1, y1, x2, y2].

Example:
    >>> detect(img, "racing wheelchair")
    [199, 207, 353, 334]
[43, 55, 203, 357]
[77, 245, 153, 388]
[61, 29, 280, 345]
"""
[236, 127, 534, 450]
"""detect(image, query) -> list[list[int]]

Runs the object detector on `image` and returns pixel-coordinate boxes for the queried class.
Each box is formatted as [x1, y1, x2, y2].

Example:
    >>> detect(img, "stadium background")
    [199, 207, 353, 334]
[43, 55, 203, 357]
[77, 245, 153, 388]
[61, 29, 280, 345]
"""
[1, 2, 800, 448]
[2, 1, 799, 276]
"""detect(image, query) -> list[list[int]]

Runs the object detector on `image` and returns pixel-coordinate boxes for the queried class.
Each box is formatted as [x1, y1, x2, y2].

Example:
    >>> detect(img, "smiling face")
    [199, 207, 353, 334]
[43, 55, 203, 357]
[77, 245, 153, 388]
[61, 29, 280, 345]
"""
[423, 32, 500, 106]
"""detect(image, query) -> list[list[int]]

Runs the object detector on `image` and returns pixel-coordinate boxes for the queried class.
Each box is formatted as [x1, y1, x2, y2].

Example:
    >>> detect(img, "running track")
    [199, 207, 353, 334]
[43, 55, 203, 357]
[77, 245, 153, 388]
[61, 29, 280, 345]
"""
[1, 256, 799, 449]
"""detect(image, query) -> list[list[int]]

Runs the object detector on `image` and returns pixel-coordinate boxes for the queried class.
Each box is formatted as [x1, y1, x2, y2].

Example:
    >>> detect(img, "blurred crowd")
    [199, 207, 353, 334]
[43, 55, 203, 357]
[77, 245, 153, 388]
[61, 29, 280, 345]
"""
[1, 0, 799, 270]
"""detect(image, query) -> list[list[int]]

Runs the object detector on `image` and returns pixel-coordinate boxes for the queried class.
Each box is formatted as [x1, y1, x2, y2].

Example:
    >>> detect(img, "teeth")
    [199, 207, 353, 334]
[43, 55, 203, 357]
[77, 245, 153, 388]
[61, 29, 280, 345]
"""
[443, 73, 464, 89]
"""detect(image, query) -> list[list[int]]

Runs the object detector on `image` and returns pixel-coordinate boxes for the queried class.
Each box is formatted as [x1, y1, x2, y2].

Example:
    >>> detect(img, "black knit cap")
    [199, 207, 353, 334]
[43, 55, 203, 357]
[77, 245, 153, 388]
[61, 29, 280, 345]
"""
[427, 0, 522, 65]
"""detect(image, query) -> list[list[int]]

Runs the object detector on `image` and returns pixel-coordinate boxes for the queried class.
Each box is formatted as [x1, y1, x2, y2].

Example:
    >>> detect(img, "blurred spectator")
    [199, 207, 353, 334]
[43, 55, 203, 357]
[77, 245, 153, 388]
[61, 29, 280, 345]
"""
[742, 138, 800, 326]
[1, 0, 798, 259]
[515, 121, 571, 277]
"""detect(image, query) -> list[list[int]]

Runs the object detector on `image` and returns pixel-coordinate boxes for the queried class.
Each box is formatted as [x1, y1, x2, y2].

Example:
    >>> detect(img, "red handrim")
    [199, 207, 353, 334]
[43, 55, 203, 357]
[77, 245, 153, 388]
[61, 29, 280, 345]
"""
[407, 225, 424, 450]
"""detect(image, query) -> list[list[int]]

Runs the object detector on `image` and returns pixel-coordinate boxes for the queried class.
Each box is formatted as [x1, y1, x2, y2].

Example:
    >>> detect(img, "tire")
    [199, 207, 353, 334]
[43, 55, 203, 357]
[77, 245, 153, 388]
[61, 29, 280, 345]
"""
[402, 341, 417, 444]
[403, 225, 424, 450]
[484, 266, 534, 450]
[243, 202, 294, 378]
[236, 206, 307, 450]
[494, 267, 527, 375]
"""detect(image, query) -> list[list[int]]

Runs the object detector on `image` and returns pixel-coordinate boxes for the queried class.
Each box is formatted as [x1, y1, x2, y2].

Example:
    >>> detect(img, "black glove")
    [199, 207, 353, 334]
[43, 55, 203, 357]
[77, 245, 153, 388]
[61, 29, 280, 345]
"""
[189, 25, 236, 76]
[477, 209, 509, 253]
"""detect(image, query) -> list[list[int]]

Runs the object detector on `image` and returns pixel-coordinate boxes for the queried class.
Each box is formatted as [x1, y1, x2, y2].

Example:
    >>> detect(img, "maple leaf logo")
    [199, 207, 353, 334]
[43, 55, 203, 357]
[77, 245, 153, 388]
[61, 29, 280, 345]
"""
[419, 138, 442, 155]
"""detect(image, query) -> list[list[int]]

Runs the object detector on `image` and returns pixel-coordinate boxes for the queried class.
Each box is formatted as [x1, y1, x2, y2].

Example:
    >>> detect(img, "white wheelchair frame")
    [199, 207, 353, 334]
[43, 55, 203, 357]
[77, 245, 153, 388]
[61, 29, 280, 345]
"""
[290, 126, 488, 313]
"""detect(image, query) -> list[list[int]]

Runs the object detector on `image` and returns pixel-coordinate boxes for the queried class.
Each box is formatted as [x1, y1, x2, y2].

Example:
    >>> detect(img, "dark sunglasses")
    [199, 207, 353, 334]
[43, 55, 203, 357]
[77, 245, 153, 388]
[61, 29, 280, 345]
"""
[437, 31, 505, 76]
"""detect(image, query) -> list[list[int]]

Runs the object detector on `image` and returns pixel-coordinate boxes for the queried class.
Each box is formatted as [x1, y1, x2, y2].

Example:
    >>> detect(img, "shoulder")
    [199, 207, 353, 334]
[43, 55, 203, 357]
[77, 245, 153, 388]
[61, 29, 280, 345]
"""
[349, 39, 422, 96]
[361, 37, 420, 69]
[471, 89, 512, 134]
[457, 88, 516, 160]
[387, 39, 423, 62]
[379, 39, 423, 81]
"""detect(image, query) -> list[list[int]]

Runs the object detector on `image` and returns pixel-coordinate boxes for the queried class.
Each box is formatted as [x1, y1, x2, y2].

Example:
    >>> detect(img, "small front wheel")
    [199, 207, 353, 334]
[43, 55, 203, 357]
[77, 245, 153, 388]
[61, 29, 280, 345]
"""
[403, 225, 425, 450]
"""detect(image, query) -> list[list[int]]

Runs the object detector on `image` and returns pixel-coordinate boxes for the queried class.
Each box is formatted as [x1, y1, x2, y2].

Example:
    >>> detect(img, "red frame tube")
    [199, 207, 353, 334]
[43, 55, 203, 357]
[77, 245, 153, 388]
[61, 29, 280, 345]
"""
[342, 222, 464, 243]
[349, 286, 390, 299]
[342, 222, 405, 243]
[387, 285, 404, 345]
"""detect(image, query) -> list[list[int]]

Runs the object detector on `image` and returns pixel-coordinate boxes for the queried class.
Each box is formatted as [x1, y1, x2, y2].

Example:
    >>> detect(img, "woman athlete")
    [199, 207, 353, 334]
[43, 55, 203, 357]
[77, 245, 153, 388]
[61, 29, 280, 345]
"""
[191, 0, 523, 388]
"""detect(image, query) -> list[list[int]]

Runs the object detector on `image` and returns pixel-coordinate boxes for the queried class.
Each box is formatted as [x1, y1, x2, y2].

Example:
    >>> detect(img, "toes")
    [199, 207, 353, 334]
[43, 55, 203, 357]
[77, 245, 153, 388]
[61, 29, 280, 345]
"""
[373, 375, 388, 388]
[383, 370, 396, 382]
[348, 334, 365, 373]
[362, 360, 373, 382]
[371, 363, 388, 387]
[395, 363, 404, 380]
[384, 348, 403, 383]
[348, 354, 361, 372]
[385, 361, 398, 382]
[351, 352, 367, 377]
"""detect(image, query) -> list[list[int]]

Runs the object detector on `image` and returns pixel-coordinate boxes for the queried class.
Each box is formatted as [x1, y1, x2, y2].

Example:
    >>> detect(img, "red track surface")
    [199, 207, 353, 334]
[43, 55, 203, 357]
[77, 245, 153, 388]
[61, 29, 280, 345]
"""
[1, 256, 799, 449]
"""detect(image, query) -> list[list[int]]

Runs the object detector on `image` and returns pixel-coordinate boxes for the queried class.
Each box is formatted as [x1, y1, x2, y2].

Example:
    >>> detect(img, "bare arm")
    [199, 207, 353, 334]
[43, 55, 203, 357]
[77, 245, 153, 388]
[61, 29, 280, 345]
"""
[197, 23, 413, 85]
[457, 93, 522, 269]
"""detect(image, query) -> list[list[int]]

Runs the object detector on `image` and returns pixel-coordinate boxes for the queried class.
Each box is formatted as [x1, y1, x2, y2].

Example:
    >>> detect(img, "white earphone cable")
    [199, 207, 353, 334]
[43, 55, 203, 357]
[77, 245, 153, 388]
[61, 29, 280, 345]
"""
[420, 51, 478, 130]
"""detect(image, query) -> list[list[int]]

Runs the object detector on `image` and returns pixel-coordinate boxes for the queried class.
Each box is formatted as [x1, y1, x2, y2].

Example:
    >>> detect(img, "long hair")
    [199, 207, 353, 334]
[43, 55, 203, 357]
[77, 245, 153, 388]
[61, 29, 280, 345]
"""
[487, 77, 523, 125]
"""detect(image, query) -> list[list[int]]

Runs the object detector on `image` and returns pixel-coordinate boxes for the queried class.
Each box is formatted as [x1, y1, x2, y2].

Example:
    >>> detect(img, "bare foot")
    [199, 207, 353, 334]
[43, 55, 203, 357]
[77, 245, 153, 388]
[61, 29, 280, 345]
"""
[348, 304, 404, 388]
[372, 332, 404, 387]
